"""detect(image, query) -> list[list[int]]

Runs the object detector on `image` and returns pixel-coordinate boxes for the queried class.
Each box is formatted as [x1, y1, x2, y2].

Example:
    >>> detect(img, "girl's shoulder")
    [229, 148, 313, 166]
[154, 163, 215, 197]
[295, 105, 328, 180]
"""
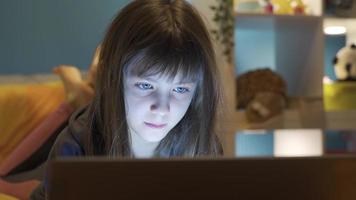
[51, 106, 91, 157]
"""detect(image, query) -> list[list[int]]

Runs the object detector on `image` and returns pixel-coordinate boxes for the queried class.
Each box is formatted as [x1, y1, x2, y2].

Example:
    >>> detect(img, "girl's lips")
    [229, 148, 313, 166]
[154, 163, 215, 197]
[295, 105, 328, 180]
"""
[144, 122, 167, 128]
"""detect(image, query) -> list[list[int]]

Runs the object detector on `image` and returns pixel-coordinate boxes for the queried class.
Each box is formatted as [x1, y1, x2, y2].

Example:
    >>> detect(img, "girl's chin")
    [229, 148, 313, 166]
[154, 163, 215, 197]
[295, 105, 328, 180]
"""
[140, 132, 168, 143]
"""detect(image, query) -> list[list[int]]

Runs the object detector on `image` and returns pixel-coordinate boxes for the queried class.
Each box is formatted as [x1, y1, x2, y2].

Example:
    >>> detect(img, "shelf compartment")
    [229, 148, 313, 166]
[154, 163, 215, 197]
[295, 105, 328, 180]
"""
[234, 13, 324, 97]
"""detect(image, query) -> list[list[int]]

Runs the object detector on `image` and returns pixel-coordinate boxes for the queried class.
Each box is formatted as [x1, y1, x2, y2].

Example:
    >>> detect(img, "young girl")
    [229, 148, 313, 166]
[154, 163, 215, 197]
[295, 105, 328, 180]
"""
[31, 0, 223, 198]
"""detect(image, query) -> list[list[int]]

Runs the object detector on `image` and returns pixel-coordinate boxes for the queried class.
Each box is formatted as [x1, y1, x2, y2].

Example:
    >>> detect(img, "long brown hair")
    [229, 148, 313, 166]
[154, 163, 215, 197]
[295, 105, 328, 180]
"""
[87, 0, 223, 157]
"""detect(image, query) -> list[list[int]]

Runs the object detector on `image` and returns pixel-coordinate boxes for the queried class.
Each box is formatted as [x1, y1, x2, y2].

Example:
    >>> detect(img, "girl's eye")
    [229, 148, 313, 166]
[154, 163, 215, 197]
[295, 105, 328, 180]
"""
[135, 82, 153, 90]
[173, 87, 190, 94]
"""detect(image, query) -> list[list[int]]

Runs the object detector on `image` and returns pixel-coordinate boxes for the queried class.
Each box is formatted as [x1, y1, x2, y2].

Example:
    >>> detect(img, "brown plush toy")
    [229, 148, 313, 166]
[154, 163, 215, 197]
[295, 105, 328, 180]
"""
[236, 68, 287, 123]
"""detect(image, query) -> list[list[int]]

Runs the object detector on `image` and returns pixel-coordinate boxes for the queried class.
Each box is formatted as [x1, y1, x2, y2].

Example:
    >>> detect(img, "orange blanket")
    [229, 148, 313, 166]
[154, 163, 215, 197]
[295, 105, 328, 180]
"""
[0, 193, 18, 200]
[0, 82, 65, 163]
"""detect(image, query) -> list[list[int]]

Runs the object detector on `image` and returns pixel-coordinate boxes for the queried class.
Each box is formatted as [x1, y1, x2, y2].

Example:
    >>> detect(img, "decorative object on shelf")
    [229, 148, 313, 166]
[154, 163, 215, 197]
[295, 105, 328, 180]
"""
[211, 0, 235, 64]
[325, 0, 356, 17]
[325, 130, 356, 154]
[270, 0, 294, 14]
[259, 0, 274, 13]
[270, 0, 306, 15]
[344, 130, 356, 153]
[289, 0, 306, 14]
[333, 43, 356, 82]
[274, 129, 323, 157]
[245, 91, 287, 123]
[233, 0, 264, 13]
[236, 68, 287, 123]
[324, 44, 356, 110]
[327, 0, 354, 9]
[324, 81, 356, 110]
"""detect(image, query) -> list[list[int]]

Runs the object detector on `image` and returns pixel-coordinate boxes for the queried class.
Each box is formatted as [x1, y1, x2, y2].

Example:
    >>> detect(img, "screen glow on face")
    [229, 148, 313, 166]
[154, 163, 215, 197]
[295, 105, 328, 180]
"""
[124, 73, 197, 142]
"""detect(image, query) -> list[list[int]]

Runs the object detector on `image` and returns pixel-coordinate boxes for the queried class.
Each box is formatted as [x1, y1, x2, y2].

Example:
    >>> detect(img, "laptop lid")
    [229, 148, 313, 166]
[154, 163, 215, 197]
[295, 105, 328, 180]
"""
[48, 156, 356, 200]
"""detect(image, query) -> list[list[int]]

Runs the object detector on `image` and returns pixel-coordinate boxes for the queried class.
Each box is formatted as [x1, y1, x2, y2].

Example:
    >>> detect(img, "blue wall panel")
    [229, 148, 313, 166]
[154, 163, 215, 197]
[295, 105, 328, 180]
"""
[235, 131, 274, 157]
[0, 0, 129, 74]
[324, 35, 346, 81]
[234, 26, 276, 75]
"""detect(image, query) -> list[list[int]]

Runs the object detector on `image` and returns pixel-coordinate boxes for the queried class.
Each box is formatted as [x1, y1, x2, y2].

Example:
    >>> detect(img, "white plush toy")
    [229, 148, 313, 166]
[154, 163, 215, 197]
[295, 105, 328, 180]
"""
[333, 43, 356, 81]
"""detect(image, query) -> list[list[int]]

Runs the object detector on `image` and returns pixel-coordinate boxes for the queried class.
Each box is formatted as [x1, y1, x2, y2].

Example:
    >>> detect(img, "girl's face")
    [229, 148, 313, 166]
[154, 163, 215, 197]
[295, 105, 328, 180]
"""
[124, 72, 197, 143]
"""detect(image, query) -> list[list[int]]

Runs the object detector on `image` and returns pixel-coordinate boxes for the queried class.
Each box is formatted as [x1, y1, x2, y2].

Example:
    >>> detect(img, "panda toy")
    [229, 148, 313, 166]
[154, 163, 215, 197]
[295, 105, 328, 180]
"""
[333, 43, 356, 81]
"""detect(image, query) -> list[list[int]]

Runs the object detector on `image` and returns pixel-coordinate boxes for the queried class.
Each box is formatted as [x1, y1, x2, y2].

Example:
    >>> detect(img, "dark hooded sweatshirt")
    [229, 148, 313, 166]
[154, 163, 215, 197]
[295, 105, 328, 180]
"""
[30, 106, 104, 199]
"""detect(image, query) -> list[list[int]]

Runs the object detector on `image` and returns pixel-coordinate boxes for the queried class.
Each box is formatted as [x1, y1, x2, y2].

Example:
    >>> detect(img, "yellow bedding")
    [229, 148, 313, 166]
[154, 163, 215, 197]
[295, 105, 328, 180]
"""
[0, 82, 65, 163]
[0, 193, 18, 200]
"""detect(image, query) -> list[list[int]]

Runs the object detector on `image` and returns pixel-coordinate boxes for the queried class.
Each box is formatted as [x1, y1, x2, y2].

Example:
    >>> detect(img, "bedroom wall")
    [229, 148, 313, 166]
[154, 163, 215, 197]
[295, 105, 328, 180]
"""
[324, 34, 346, 81]
[0, 0, 129, 74]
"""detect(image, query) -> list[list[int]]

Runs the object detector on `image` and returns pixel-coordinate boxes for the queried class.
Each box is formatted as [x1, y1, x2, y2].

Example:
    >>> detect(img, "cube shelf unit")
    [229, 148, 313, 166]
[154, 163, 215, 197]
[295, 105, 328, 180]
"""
[223, 1, 356, 156]
[234, 13, 324, 97]
[227, 12, 326, 148]
[190, 0, 356, 156]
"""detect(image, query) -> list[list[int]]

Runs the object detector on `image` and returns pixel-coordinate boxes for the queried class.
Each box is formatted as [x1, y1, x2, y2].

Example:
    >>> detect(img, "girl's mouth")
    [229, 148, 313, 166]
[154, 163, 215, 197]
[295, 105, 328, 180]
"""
[144, 122, 167, 129]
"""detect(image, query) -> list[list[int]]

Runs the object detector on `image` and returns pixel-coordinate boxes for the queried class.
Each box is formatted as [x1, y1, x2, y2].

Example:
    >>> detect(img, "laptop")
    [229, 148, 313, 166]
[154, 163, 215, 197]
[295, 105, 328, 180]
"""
[48, 156, 356, 200]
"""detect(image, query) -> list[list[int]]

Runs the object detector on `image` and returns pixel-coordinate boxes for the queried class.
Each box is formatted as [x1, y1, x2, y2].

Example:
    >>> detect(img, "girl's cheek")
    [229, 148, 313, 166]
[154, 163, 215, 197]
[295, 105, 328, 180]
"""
[172, 94, 189, 101]
[171, 93, 194, 106]
[172, 90, 195, 101]
[129, 87, 153, 97]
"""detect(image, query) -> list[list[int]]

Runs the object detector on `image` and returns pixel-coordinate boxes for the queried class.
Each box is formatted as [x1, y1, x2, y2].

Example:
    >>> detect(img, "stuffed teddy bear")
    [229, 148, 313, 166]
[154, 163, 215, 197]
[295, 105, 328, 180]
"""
[333, 43, 356, 81]
[236, 68, 287, 123]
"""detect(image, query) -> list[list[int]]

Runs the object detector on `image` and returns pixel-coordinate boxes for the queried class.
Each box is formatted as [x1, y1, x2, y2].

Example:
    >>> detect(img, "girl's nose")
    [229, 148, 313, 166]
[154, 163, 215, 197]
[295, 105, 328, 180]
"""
[151, 97, 170, 116]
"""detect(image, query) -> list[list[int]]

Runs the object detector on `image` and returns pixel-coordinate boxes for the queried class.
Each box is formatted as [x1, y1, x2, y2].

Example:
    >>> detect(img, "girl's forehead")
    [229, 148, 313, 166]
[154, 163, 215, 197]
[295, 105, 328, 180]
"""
[123, 53, 203, 83]
[127, 72, 197, 84]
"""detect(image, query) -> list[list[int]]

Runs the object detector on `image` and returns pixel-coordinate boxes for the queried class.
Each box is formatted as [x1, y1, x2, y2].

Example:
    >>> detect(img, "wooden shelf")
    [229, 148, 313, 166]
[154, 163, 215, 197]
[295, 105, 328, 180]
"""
[326, 111, 356, 130]
[224, 109, 356, 132]
[235, 12, 321, 20]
